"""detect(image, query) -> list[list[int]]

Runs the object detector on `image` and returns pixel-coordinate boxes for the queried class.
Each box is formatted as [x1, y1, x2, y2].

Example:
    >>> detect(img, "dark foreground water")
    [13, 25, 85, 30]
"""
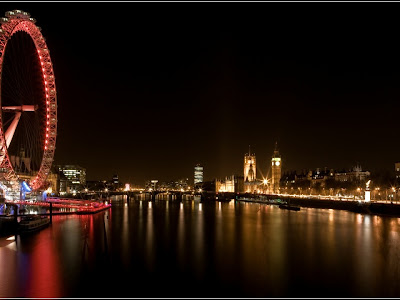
[1, 195, 400, 298]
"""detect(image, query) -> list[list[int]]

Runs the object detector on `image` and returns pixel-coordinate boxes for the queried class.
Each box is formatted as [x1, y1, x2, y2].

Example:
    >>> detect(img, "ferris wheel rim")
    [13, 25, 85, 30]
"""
[0, 10, 57, 191]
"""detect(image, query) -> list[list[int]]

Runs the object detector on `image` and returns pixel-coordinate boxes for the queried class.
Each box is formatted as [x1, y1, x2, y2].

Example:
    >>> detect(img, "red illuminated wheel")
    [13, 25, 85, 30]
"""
[0, 10, 57, 191]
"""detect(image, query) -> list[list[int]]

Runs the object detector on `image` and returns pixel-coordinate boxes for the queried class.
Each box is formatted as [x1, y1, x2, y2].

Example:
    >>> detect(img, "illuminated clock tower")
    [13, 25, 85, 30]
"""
[271, 142, 281, 193]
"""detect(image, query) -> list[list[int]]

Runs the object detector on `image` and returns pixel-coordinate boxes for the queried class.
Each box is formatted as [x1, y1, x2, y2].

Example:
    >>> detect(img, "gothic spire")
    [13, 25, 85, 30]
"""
[273, 141, 280, 157]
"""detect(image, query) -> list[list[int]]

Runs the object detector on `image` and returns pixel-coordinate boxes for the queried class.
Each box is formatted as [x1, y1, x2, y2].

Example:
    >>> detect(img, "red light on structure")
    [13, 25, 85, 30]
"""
[0, 13, 58, 191]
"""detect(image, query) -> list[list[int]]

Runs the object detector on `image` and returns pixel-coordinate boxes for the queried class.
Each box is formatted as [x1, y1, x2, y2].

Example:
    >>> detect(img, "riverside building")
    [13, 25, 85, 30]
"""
[194, 164, 204, 185]
[244, 146, 259, 193]
[57, 165, 86, 194]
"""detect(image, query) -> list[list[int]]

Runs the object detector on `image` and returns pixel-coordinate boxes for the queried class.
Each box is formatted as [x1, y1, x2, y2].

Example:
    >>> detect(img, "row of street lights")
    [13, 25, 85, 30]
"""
[278, 186, 399, 203]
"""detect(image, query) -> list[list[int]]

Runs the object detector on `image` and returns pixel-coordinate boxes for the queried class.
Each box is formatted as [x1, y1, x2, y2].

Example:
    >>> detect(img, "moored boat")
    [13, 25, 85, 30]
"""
[279, 204, 301, 211]
[18, 215, 50, 233]
[217, 198, 232, 203]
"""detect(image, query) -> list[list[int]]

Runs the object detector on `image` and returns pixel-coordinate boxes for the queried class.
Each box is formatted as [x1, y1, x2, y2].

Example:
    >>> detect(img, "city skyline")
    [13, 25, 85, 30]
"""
[3, 5, 400, 299]
[4, 1, 400, 184]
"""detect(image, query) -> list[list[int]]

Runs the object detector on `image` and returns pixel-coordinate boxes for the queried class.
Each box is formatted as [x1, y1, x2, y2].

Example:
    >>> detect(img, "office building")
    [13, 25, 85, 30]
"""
[57, 165, 86, 193]
[194, 164, 204, 184]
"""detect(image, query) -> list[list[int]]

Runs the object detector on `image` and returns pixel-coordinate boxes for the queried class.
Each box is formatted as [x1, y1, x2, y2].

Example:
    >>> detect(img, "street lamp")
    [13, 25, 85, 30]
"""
[392, 187, 396, 203]
[356, 187, 361, 200]
[374, 187, 380, 201]
[263, 179, 268, 193]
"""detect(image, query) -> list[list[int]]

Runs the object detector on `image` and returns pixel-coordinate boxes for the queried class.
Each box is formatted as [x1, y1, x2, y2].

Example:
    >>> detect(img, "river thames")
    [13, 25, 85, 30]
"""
[1, 195, 400, 298]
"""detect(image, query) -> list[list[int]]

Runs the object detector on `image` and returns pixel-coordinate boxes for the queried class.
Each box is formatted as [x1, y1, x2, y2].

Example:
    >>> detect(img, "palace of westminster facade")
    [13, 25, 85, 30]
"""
[214, 142, 371, 195]
[215, 142, 282, 194]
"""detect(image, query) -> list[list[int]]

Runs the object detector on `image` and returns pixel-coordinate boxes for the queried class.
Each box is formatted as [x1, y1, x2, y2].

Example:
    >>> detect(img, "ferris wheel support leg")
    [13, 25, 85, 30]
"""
[2, 105, 39, 148]
[4, 111, 21, 148]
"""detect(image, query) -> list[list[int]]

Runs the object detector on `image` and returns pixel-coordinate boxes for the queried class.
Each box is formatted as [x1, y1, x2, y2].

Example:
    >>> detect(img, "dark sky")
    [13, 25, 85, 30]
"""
[2, 1, 400, 185]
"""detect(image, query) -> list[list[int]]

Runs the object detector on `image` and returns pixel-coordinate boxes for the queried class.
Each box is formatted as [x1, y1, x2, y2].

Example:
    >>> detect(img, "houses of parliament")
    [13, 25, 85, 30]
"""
[215, 143, 282, 194]
[211, 141, 373, 197]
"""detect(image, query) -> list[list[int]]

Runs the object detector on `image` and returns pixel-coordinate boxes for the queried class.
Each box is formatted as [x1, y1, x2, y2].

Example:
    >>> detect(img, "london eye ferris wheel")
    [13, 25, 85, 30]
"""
[0, 10, 57, 196]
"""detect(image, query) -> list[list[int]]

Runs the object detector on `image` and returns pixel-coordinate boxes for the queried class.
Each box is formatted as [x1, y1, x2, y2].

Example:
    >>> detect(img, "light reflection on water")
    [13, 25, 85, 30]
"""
[1, 195, 400, 297]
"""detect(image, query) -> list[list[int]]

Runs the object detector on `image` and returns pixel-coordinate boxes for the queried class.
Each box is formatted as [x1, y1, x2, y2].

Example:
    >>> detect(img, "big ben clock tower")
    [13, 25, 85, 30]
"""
[271, 142, 281, 194]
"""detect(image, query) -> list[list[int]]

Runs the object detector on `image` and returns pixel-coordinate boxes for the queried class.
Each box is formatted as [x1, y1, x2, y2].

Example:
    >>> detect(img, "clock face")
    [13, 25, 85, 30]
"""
[276, 161, 280, 166]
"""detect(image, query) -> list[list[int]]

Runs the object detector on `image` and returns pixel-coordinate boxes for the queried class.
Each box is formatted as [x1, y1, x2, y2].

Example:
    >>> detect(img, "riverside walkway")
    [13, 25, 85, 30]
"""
[232, 193, 400, 217]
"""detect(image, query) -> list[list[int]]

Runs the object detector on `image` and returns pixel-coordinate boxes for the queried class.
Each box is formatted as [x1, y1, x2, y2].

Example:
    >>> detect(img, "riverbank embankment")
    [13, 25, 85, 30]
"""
[237, 195, 400, 217]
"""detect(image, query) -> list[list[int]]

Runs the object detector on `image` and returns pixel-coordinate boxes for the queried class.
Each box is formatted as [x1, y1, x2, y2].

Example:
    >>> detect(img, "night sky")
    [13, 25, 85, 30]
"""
[2, 1, 400, 184]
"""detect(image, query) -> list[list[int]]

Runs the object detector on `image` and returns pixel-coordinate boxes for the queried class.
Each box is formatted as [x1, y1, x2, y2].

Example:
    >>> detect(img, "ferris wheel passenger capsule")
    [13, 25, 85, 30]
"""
[29, 18, 36, 23]
[0, 17, 9, 24]
[5, 11, 15, 17]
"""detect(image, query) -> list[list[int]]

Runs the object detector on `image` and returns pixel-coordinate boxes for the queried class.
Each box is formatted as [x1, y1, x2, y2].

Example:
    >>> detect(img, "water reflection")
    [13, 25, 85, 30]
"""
[1, 196, 400, 297]
[145, 200, 155, 272]
[177, 199, 185, 274]
[24, 228, 63, 298]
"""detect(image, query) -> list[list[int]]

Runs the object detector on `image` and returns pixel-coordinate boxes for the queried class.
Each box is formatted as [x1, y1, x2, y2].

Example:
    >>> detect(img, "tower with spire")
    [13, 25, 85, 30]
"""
[244, 145, 257, 192]
[271, 142, 282, 193]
